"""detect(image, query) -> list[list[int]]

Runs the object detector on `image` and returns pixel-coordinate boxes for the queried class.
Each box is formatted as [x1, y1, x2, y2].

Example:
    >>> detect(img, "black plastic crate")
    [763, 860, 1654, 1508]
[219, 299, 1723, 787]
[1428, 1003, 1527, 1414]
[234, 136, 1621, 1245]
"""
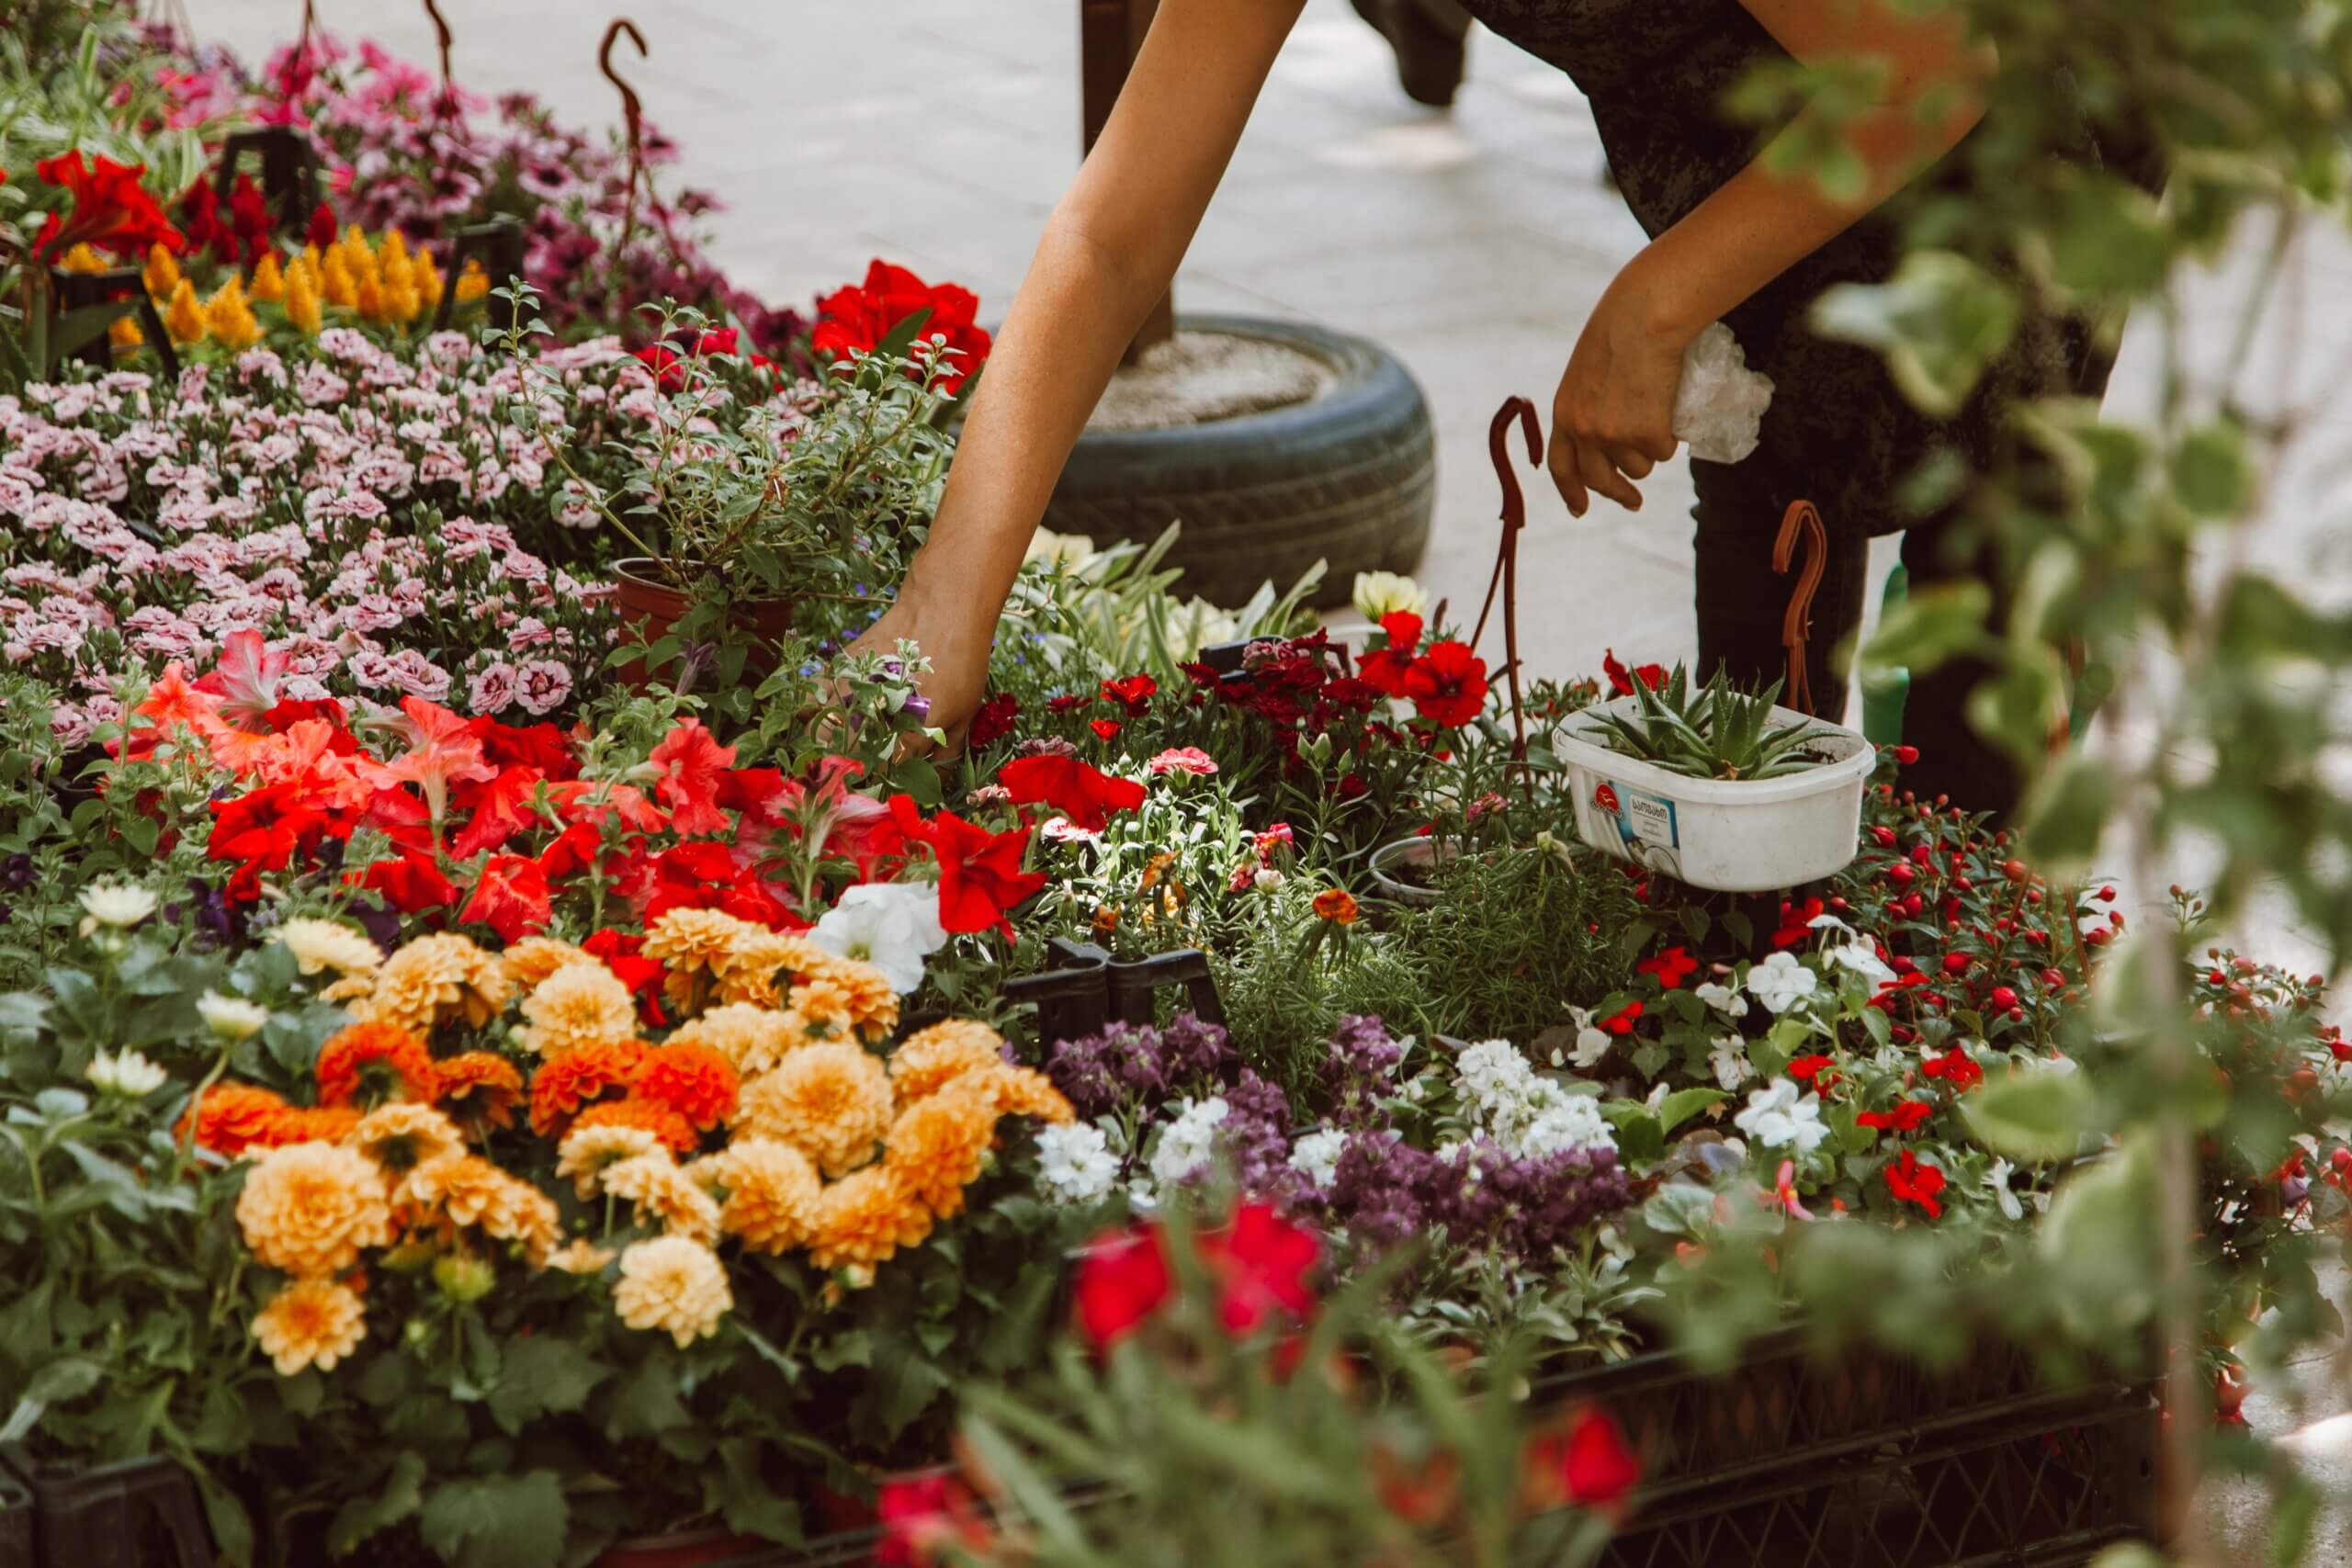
[0, 1449, 212, 1568]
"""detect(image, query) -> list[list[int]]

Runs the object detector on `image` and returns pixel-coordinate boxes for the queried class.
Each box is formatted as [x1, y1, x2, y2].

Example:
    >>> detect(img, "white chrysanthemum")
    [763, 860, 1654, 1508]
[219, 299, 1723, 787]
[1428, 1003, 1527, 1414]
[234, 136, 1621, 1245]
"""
[1287, 1128, 1348, 1190]
[87, 1049, 168, 1098]
[1745, 952, 1820, 1014]
[1034, 1122, 1120, 1205]
[78, 882, 158, 929]
[1733, 1078, 1828, 1154]
[808, 882, 948, 996]
[197, 991, 272, 1044]
[271, 918, 384, 978]
[1148, 1096, 1229, 1187]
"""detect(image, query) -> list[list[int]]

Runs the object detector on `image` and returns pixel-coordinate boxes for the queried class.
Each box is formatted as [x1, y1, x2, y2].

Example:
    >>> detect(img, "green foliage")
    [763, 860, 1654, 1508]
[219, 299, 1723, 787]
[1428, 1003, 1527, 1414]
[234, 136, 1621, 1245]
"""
[1584, 666, 1836, 782]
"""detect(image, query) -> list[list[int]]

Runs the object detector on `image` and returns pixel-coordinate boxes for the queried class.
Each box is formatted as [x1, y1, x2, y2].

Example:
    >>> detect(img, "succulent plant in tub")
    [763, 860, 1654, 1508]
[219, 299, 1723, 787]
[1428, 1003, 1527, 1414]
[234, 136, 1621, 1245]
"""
[1586, 666, 1834, 782]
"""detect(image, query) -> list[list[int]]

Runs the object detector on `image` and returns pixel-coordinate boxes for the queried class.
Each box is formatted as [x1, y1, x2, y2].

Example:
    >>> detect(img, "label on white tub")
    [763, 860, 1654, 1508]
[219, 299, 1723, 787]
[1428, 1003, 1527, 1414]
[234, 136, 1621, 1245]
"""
[1590, 778, 1683, 881]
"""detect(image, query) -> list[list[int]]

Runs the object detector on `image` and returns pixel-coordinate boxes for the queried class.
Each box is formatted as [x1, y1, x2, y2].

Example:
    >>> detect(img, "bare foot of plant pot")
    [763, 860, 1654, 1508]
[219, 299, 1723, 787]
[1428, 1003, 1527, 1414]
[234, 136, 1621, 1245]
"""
[1043, 315, 1435, 610]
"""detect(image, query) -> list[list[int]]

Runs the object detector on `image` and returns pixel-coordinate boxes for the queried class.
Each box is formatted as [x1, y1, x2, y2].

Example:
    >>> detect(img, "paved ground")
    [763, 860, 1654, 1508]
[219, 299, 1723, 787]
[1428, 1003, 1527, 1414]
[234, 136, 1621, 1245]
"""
[193, 1, 2352, 1548]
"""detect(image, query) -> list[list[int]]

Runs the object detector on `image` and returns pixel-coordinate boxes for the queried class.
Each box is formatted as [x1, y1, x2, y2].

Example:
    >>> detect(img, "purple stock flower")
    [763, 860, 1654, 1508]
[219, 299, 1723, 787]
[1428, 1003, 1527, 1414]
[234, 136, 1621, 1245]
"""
[1323, 1013, 1404, 1128]
[1220, 1069, 1308, 1205]
[1042, 1011, 1236, 1120]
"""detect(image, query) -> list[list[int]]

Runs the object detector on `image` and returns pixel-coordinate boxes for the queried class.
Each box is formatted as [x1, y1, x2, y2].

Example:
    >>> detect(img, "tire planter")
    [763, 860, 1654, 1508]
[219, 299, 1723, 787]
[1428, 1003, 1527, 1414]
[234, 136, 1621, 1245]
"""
[1041, 315, 1436, 610]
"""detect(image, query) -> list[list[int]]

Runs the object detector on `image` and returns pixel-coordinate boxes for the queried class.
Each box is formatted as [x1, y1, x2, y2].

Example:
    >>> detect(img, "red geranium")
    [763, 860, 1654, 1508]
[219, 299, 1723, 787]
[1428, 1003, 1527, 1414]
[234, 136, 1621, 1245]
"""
[29, 151, 184, 261]
[998, 753, 1147, 833]
[1074, 1224, 1170, 1349]
[888, 796, 1046, 938]
[812, 259, 992, 395]
[1884, 1150, 1947, 1218]
[1400, 640, 1488, 728]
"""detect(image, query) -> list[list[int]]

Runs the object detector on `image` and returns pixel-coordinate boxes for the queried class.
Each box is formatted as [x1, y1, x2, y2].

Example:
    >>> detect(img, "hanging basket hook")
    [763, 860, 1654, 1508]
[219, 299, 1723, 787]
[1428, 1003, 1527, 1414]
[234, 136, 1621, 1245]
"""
[1773, 497, 1830, 718]
[422, 0, 457, 112]
[600, 18, 650, 263]
[1472, 397, 1546, 775]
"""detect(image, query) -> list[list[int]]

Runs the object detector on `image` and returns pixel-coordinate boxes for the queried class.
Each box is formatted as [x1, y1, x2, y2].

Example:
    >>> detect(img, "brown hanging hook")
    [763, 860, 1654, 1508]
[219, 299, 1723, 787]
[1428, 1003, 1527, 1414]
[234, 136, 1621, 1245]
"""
[600, 19, 649, 263]
[1474, 397, 1545, 773]
[1773, 497, 1829, 718]
[296, 0, 317, 65]
[422, 0, 457, 111]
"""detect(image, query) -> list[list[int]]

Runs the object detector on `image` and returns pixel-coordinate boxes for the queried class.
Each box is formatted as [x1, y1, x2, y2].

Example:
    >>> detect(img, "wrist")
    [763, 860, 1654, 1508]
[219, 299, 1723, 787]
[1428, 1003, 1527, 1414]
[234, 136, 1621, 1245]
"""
[1620, 243, 1712, 346]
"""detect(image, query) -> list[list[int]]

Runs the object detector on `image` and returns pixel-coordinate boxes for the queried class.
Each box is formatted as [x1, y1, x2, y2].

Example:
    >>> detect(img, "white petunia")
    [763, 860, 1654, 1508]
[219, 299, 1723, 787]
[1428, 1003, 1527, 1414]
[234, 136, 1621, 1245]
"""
[87, 1049, 168, 1098]
[1821, 938, 1896, 989]
[1733, 1078, 1828, 1154]
[1745, 951, 1820, 1014]
[1035, 1123, 1121, 1206]
[809, 881, 949, 995]
[78, 881, 158, 930]
[1148, 1096, 1230, 1187]
[197, 991, 271, 1044]
[1288, 1128, 1349, 1190]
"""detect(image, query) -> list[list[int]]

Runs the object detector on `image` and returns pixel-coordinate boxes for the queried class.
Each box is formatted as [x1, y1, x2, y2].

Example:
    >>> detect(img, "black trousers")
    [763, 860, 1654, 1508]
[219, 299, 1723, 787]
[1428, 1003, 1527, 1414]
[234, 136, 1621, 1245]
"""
[1690, 457, 2019, 818]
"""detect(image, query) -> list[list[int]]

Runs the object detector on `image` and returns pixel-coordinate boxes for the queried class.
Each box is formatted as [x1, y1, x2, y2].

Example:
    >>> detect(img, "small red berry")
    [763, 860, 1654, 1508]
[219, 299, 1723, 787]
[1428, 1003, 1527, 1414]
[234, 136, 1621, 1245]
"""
[1943, 953, 1972, 976]
[1990, 987, 2018, 1010]
[1893, 745, 1919, 765]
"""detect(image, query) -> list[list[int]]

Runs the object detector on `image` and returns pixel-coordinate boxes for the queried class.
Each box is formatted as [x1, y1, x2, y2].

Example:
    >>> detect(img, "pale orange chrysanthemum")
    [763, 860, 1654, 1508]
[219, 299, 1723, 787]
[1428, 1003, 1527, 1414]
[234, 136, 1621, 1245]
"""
[735, 1042, 892, 1178]
[884, 1084, 1001, 1221]
[270, 918, 382, 981]
[237, 1142, 393, 1278]
[351, 932, 513, 1035]
[888, 1021, 1009, 1106]
[613, 1235, 731, 1348]
[433, 1051, 525, 1133]
[786, 974, 857, 1035]
[252, 1277, 367, 1375]
[716, 1137, 821, 1256]
[547, 1239, 616, 1275]
[556, 1122, 662, 1199]
[516, 963, 637, 1057]
[396, 1152, 511, 1228]
[568, 1095, 700, 1156]
[315, 1021, 440, 1108]
[642, 908, 760, 1010]
[346, 1102, 463, 1174]
[665, 1004, 807, 1077]
[962, 1064, 1077, 1127]
[708, 928, 827, 1010]
[632, 1043, 741, 1130]
[500, 936, 596, 991]
[601, 1151, 721, 1245]
[527, 1040, 647, 1137]
[179, 1082, 291, 1157]
[488, 1180, 562, 1266]
[808, 1166, 934, 1271]
[798, 955, 898, 1040]
[264, 1104, 366, 1147]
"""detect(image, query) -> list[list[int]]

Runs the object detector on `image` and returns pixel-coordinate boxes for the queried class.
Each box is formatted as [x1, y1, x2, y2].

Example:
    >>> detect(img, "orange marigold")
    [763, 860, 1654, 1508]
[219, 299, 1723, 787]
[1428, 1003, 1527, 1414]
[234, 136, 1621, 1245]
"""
[735, 1042, 892, 1178]
[568, 1095, 701, 1156]
[632, 1043, 741, 1130]
[526, 1040, 647, 1138]
[808, 1166, 933, 1271]
[433, 1051, 525, 1132]
[180, 1082, 291, 1156]
[715, 1137, 821, 1256]
[964, 1064, 1077, 1126]
[888, 1021, 1008, 1105]
[315, 1021, 440, 1109]
[799, 955, 898, 1040]
[252, 1277, 367, 1375]
[270, 1105, 364, 1145]
[884, 1084, 1000, 1220]
[708, 927, 828, 1010]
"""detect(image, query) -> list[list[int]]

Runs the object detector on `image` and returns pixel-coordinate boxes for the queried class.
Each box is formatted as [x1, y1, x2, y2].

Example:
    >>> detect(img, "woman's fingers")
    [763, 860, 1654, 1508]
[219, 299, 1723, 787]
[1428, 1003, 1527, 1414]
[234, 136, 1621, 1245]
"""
[1547, 431, 1591, 517]
[1577, 440, 1644, 512]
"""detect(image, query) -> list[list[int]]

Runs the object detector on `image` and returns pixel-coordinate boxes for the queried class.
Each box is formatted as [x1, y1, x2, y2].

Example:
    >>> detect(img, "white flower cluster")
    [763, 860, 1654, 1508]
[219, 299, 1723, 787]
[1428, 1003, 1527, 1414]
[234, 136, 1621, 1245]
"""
[1288, 1128, 1349, 1189]
[809, 881, 947, 995]
[1034, 1123, 1120, 1205]
[1452, 1039, 1615, 1157]
[1148, 1096, 1231, 1187]
[1732, 1078, 1828, 1154]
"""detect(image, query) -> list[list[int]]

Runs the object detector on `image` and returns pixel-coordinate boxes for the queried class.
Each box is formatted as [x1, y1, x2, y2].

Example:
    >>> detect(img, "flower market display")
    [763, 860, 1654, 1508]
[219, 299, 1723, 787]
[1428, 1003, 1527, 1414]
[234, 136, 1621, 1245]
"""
[5, 6, 2349, 1568]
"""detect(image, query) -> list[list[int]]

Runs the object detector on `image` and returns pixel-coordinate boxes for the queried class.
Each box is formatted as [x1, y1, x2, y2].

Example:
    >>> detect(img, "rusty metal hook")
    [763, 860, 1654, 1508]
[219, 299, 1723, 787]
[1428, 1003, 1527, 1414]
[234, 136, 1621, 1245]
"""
[296, 0, 317, 64]
[600, 19, 649, 262]
[422, 0, 456, 108]
[1772, 497, 1830, 718]
[1471, 397, 1546, 775]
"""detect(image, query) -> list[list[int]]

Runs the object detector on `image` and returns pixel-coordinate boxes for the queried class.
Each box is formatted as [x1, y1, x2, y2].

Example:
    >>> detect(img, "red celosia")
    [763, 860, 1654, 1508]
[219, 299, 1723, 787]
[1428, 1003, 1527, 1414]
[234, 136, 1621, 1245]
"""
[997, 754, 1147, 833]
[29, 151, 184, 261]
[887, 796, 1046, 939]
[1400, 640, 1488, 728]
[812, 258, 992, 394]
[1884, 1149, 1947, 1218]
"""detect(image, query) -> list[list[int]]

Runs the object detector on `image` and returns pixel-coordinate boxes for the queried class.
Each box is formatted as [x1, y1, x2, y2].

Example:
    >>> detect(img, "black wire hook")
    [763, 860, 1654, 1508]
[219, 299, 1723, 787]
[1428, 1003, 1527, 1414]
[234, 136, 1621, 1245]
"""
[599, 19, 649, 260]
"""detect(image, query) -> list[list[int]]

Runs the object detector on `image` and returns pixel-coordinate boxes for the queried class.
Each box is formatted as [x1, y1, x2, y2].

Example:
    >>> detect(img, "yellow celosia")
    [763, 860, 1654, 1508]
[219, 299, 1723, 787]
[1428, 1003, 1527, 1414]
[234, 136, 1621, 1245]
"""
[355, 276, 387, 324]
[235, 1141, 392, 1278]
[162, 278, 207, 345]
[205, 276, 263, 351]
[252, 1278, 367, 1375]
[58, 243, 107, 274]
[143, 242, 181, 299]
[108, 314, 143, 349]
[613, 1235, 731, 1348]
[384, 276, 421, 325]
[319, 247, 357, 310]
[284, 263, 322, 335]
[455, 257, 490, 303]
[736, 1042, 892, 1178]
[249, 250, 287, 303]
[415, 253, 446, 317]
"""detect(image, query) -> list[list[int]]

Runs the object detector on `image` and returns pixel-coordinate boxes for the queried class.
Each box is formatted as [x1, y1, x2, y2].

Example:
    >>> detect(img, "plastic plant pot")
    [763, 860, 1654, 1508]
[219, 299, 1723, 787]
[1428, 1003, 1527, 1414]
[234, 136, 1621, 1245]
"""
[1549, 695, 1878, 893]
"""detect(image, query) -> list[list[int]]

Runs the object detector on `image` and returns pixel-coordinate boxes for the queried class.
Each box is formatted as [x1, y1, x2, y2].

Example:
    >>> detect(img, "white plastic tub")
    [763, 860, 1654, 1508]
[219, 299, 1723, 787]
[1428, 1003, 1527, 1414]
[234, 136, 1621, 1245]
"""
[1550, 696, 1878, 892]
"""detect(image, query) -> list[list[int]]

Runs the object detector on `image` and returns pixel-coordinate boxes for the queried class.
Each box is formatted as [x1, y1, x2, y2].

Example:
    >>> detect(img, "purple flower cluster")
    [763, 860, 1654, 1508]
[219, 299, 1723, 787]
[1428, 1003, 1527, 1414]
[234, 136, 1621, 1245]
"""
[1323, 1013, 1404, 1128]
[1045, 1011, 1236, 1120]
[1322, 1132, 1634, 1265]
[1220, 1070, 1308, 1207]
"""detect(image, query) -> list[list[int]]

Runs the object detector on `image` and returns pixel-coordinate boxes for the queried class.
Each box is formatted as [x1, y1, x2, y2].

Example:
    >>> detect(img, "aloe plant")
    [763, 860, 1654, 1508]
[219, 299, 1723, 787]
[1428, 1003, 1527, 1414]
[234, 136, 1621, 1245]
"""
[1586, 666, 1832, 782]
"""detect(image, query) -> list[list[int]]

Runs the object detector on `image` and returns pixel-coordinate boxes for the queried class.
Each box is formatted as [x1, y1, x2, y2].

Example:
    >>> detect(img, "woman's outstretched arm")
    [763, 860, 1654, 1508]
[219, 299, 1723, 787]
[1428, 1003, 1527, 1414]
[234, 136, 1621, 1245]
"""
[1548, 0, 1996, 516]
[851, 0, 1306, 746]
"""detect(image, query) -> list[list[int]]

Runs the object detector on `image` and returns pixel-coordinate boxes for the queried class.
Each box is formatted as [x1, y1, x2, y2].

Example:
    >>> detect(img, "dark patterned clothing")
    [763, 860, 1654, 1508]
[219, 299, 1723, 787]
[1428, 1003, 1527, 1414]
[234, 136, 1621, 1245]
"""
[1457, 0, 2155, 536]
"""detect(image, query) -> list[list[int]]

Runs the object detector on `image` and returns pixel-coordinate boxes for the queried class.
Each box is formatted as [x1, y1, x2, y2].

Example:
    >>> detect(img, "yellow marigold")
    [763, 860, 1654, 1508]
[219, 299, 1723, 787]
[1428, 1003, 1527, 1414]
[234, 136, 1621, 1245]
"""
[799, 955, 898, 1040]
[517, 962, 637, 1056]
[284, 260, 322, 334]
[716, 1137, 821, 1255]
[666, 1004, 806, 1077]
[643, 908, 760, 1009]
[708, 928, 826, 1010]
[808, 1167, 933, 1271]
[500, 936, 594, 991]
[355, 933, 512, 1035]
[569, 1095, 701, 1156]
[249, 250, 287, 303]
[884, 1084, 1000, 1221]
[601, 1152, 721, 1245]
[613, 1235, 731, 1348]
[964, 1064, 1076, 1126]
[736, 1043, 892, 1178]
[205, 276, 262, 351]
[556, 1122, 662, 1199]
[527, 1040, 645, 1137]
[162, 277, 206, 345]
[888, 1021, 1009, 1106]
[142, 241, 181, 299]
[432, 1051, 525, 1133]
[347, 1102, 463, 1174]
[252, 1277, 366, 1375]
[271, 917, 382, 980]
[547, 1238, 616, 1275]
[237, 1142, 392, 1278]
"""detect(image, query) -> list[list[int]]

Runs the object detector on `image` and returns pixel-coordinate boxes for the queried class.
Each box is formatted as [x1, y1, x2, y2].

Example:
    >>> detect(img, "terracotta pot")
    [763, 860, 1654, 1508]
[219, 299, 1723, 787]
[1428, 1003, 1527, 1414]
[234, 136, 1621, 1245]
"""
[591, 1525, 768, 1568]
[611, 557, 795, 692]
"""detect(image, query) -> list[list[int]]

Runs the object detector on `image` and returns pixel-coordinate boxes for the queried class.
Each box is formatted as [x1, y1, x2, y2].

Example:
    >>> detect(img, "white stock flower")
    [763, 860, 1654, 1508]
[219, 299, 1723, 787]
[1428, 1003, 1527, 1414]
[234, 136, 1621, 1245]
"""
[1148, 1096, 1230, 1187]
[1288, 1128, 1349, 1189]
[809, 881, 948, 995]
[1518, 1095, 1616, 1158]
[1733, 1078, 1828, 1154]
[87, 1049, 168, 1098]
[1745, 952, 1820, 1014]
[1351, 570, 1430, 623]
[78, 882, 158, 930]
[1034, 1123, 1120, 1206]
[197, 991, 271, 1044]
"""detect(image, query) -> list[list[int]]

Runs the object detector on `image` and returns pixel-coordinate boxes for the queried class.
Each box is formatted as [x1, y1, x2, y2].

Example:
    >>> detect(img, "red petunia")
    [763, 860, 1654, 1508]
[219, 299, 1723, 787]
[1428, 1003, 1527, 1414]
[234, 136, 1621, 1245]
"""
[1856, 1099, 1933, 1134]
[30, 151, 184, 261]
[811, 258, 992, 395]
[1636, 945, 1699, 989]
[352, 848, 458, 915]
[447, 765, 547, 858]
[888, 796, 1046, 939]
[208, 782, 328, 899]
[583, 929, 670, 1027]
[644, 718, 737, 837]
[1400, 640, 1488, 728]
[1099, 673, 1158, 716]
[469, 716, 579, 780]
[1074, 1224, 1171, 1349]
[458, 853, 553, 943]
[1199, 1202, 1320, 1337]
[1884, 1149, 1947, 1218]
[967, 692, 1021, 749]
[997, 753, 1147, 833]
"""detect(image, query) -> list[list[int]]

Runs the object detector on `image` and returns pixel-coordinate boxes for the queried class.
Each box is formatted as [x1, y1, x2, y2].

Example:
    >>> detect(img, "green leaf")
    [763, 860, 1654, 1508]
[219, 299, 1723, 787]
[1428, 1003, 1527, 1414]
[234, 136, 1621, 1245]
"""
[1860, 581, 1991, 679]
[2173, 420, 2252, 519]
[714, 1438, 803, 1544]
[1811, 251, 2020, 417]
[1, 1356, 102, 1442]
[1962, 1065, 2098, 1162]
[2020, 754, 2116, 878]
[1655, 1087, 1729, 1135]
[327, 1450, 428, 1555]
[418, 1471, 569, 1568]
[603, 1351, 690, 1439]
[488, 1337, 609, 1434]
[41, 299, 138, 369]
[1615, 1113, 1667, 1164]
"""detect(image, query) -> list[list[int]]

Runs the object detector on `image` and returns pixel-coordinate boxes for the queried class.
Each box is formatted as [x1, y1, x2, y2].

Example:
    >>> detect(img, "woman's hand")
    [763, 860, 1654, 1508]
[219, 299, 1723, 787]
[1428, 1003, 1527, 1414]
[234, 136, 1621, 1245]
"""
[841, 578, 995, 754]
[1547, 258, 1692, 518]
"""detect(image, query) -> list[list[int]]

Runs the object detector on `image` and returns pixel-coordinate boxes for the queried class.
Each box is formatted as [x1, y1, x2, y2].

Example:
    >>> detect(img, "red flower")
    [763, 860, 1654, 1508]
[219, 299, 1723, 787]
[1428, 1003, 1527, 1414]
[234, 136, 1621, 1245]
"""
[469, 716, 578, 779]
[1856, 1099, 1933, 1134]
[1074, 1224, 1171, 1348]
[352, 849, 458, 915]
[1892, 744, 1921, 765]
[874, 1473, 992, 1568]
[812, 259, 992, 394]
[1400, 641, 1488, 728]
[1199, 1202, 1320, 1337]
[644, 718, 737, 836]
[208, 782, 328, 897]
[1884, 1150, 1947, 1218]
[967, 692, 1021, 748]
[1100, 673, 1158, 716]
[1787, 1054, 1839, 1088]
[458, 853, 553, 944]
[1600, 999, 1644, 1035]
[29, 152, 184, 261]
[1919, 1045, 1984, 1092]
[1358, 611, 1425, 698]
[1046, 694, 1091, 715]
[1088, 718, 1122, 744]
[583, 930, 670, 1026]
[1544, 1407, 1642, 1511]
[1636, 945, 1699, 989]
[888, 796, 1046, 939]
[1602, 649, 1667, 697]
[1770, 896, 1826, 950]
[304, 199, 338, 253]
[447, 765, 547, 859]
[998, 753, 1147, 833]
